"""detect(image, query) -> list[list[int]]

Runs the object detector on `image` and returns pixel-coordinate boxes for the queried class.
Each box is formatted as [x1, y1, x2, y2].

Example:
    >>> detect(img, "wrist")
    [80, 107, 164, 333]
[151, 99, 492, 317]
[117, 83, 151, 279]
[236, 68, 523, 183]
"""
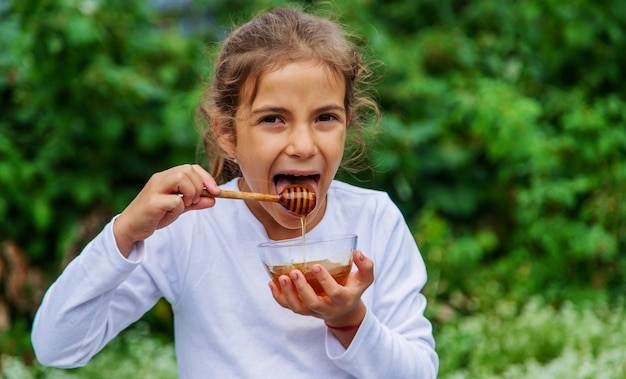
[324, 320, 362, 331]
[113, 217, 138, 257]
[324, 301, 366, 331]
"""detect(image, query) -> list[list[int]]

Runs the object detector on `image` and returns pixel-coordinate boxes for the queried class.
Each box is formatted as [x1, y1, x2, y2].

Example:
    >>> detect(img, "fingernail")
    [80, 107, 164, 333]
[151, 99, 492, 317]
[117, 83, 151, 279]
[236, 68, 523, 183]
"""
[312, 265, 322, 273]
[290, 271, 299, 280]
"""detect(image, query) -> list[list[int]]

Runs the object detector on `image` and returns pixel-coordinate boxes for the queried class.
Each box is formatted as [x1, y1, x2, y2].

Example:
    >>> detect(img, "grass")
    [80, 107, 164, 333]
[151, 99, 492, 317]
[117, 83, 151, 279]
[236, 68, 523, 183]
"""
[1, 324, 178, 379]
[435, 297, 626, 378]
[2, 298, 626, 378]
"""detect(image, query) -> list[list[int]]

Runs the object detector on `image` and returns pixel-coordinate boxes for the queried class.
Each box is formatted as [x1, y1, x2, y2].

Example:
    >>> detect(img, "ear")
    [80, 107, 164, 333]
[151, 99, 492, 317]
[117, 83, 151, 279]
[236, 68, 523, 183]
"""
[346, 108, 353, 128]
[212, 116, 237, 158]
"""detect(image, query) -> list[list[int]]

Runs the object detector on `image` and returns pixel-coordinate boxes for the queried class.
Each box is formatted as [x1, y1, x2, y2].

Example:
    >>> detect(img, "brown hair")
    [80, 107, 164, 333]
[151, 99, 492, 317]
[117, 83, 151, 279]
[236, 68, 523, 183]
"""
[196, 6, 379, 183]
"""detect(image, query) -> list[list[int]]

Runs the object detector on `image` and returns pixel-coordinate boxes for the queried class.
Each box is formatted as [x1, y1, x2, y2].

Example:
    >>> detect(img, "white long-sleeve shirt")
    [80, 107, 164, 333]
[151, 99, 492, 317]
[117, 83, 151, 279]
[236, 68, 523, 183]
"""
[32, 179, 438, 378]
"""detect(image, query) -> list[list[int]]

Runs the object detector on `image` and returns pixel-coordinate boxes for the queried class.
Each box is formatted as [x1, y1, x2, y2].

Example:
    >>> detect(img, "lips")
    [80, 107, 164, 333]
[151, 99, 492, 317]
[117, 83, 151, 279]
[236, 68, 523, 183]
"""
[274, 173, 319, 196]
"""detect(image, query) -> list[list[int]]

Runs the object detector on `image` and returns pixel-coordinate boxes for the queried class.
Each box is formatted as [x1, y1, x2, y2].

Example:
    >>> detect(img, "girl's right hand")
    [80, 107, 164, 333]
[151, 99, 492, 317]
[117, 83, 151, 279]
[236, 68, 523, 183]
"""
[113, 164, 220, 257]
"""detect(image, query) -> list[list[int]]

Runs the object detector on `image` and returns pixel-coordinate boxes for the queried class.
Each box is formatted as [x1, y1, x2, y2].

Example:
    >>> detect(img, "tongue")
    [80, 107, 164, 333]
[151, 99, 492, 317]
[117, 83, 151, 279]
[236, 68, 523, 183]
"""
[275, 176, 317, 195]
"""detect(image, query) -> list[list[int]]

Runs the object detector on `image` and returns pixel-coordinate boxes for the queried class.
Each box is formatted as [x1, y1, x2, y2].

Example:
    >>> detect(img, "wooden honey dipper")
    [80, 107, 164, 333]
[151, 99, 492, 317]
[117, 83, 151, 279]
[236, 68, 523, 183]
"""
[200, 184, 316, 215]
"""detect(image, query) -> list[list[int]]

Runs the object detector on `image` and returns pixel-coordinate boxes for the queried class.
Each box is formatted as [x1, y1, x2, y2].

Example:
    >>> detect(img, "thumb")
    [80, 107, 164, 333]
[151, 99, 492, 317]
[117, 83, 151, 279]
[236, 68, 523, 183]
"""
[353, 250, 374, 285]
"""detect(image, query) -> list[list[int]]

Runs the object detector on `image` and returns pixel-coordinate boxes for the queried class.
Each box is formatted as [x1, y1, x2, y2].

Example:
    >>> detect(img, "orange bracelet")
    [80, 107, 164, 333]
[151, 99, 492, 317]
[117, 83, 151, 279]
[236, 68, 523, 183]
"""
[324, 321, 362, 331]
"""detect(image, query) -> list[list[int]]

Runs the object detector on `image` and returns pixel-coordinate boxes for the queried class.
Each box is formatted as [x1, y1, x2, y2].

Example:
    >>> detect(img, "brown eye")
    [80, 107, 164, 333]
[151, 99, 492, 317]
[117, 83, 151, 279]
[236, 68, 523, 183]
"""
[317, 114, 338, 122]
[261, 116, 282, 124]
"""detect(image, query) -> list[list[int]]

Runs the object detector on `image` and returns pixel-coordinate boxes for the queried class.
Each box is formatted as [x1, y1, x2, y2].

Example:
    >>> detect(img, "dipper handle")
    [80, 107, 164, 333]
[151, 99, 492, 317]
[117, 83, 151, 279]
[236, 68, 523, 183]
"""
[200, 184, 316, 215]
[201, 188, 279, 202]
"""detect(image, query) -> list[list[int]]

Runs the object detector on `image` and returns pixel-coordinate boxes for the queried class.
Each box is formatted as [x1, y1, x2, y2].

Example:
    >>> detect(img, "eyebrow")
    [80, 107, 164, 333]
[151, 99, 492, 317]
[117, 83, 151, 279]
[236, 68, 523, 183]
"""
[317, 104, 347, 115]
[250, 104, 346, 116]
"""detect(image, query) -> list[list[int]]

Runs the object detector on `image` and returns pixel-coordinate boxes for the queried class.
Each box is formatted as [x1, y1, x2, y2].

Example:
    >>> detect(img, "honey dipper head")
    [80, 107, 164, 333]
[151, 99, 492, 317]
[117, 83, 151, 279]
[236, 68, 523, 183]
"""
[279, 184, 316, 215]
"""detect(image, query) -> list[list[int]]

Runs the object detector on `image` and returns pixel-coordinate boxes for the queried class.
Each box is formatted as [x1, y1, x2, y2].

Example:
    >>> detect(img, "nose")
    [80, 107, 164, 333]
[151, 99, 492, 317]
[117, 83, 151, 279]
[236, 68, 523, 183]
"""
[285, 123, 317, 159]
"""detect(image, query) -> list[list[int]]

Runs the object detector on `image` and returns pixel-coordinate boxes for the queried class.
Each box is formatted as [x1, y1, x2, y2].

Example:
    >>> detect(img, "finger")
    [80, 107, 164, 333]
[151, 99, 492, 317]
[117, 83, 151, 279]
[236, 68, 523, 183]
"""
[156, 192, 186, 214]
[268, 281, 289, 309]
[152, 165, 215, 212]
[184, 196, 216, 211]
[184, 164, 219, 210]
[172, 165, 205, 206]
[289, 268, 326, 306]
[154, 193, 186, 229]
[280, 272, 311, 315]
[191, 164, 219, 194]
[309, 264, 342, 299]
[352, 250, 374, 286]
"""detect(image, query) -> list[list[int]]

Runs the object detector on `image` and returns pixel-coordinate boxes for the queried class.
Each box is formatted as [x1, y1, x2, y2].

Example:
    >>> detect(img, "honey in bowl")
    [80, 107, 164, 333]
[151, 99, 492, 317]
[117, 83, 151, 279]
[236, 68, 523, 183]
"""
[266, 260, 353, 297]
[258, 234, 357, 296]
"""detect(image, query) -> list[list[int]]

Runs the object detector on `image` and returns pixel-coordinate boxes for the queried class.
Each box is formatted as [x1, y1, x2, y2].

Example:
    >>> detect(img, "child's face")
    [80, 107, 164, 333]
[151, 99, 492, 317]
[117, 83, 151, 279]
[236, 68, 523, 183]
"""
[228, 59, 348, 239]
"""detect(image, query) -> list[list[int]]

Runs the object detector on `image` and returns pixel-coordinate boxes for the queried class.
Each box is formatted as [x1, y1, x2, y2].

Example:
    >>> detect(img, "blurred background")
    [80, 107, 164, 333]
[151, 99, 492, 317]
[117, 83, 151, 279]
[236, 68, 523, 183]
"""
[1, 0, 625, 377]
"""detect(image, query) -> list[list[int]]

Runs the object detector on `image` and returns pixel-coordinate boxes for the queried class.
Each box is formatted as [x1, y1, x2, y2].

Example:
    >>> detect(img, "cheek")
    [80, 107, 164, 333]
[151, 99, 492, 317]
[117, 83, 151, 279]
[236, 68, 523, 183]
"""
[237, 157, 266, 184]
[235, 140, 281, 186]
[321, 132, 347, 163]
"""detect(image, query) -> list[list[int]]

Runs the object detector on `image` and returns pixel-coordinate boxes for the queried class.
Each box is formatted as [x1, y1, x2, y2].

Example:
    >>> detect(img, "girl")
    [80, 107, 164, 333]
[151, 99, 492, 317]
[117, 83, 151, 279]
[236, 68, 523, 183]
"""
[32, 7, 438, 378]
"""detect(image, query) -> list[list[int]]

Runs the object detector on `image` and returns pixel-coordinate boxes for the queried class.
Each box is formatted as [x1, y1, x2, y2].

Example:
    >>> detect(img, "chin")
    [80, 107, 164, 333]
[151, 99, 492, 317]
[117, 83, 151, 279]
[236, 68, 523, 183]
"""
[276, 212, 305, 228]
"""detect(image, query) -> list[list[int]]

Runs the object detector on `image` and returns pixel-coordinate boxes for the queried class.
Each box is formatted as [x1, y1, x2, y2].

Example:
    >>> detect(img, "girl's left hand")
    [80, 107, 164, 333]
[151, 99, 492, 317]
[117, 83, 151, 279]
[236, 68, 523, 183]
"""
[268, 250, 374, 330]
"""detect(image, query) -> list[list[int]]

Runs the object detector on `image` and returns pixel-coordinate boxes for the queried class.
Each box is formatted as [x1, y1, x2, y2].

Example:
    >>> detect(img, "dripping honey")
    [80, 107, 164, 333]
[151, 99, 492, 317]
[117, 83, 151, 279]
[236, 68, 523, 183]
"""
[300, 215, 306, 244]
[266, 215, 353, 296]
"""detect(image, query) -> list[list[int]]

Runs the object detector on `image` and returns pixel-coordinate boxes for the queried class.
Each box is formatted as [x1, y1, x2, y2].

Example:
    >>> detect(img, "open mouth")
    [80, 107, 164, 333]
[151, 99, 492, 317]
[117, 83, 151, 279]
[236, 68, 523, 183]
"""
[274, 173, 320, 195]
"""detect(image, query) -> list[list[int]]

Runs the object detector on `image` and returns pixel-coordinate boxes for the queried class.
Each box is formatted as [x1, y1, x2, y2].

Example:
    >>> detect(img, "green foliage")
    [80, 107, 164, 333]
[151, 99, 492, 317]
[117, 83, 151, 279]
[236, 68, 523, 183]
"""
[3, 301, 625, 378]
[1, 324, 178, 379]
[2, 0, 626, 376]
[435, 298, 626, 378]
[333, 0, 626, 312]
[1, 0, 205, 267]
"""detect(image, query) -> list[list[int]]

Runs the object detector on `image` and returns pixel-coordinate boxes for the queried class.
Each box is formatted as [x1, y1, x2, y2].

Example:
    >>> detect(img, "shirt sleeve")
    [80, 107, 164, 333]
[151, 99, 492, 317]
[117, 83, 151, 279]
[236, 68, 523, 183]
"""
[31, 217, 162, 368]
[324, 195, 439, 378]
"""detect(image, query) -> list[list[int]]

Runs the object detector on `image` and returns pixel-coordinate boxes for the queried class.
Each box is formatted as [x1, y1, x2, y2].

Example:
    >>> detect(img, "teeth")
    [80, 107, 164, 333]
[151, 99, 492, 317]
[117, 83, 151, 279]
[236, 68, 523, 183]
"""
[274, 174, 318, 198]
[274, 174, 315, 184]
